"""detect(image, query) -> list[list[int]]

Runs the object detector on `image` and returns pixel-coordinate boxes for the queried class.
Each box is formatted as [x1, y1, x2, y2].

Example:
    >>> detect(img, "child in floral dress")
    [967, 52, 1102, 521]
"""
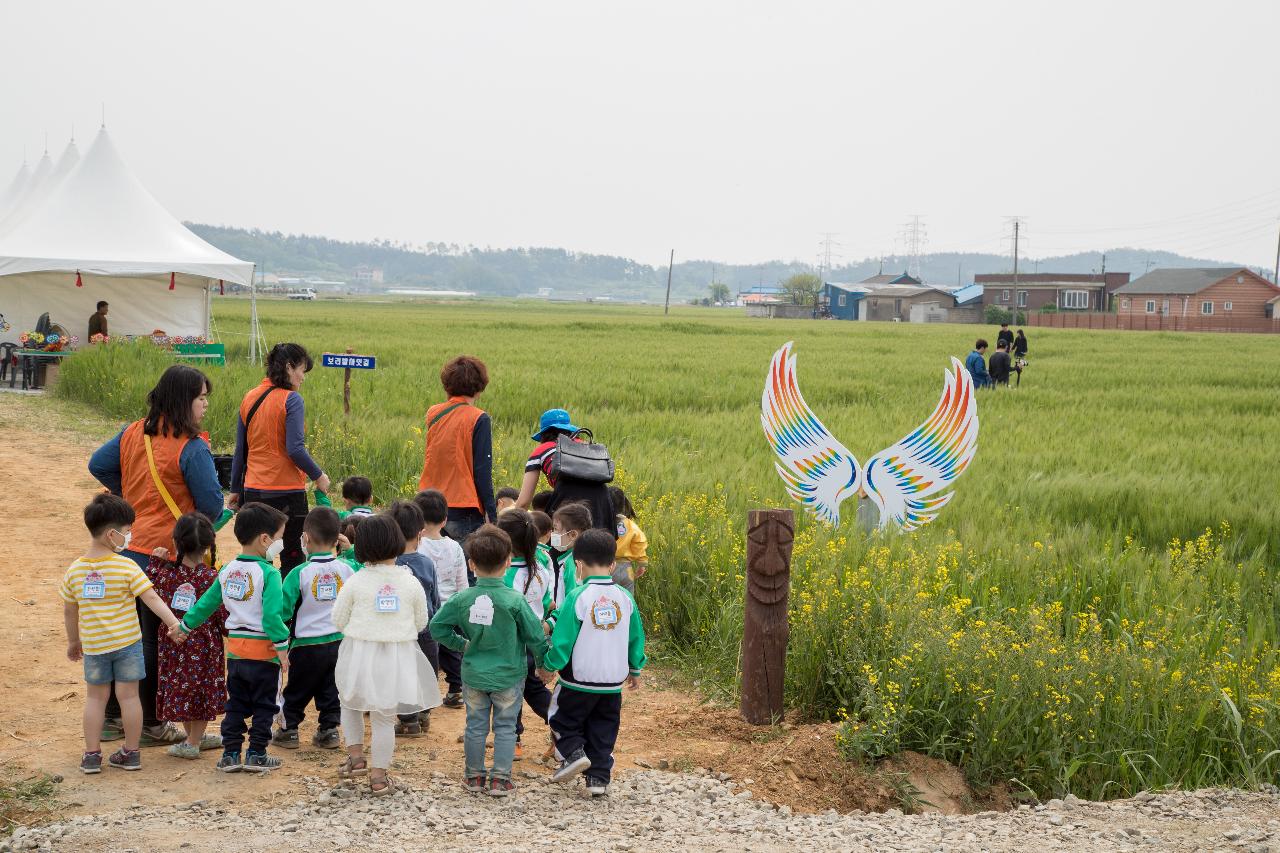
[149, 513, 226, 759]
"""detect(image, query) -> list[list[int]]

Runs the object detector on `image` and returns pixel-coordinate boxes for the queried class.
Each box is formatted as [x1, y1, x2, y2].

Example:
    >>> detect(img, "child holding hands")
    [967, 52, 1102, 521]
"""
[63, 494, 184, 773]
[148, 513, 225, 759]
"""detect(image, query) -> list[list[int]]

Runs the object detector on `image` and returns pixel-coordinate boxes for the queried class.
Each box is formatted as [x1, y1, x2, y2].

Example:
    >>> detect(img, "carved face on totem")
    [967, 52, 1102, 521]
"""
[746, 511, 793, 605]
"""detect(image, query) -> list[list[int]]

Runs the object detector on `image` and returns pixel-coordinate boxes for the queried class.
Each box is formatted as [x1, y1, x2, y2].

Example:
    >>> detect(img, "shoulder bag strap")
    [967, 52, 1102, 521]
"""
[143, 434, 184, 521]
[427, 401, 466, 431]
[237, 386, 278, 497]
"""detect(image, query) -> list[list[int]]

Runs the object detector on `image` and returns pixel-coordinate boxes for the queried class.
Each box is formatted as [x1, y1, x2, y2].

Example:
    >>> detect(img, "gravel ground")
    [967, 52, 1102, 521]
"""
[6, 770, 1280, 852]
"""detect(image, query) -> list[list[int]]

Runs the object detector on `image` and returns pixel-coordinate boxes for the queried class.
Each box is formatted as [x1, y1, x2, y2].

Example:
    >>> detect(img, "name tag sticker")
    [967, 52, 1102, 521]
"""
[83, 572, 106, 600]
[225, 580, 247, 600]
[469, 594, 494, 626]
[375, 584, 399, 612]
[590, 595, 621, 630]
[171, 582, 197, 611]
[317, 581, 336, 601]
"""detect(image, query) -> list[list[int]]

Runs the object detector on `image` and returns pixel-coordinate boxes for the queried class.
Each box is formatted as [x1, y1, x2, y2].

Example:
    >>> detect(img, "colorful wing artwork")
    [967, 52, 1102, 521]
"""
[760, 342, 862, 525]
[761, 344, 979, 532]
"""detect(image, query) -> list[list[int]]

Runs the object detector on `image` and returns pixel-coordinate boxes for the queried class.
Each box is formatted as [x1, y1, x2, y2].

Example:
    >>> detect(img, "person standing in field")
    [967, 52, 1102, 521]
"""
[989, 341, 1012, 386]
[965, 339, 993, 389]
[417, 355, 498, 542]
[230, 342, 332, 574]
[88, 364, 225, 749]
[996, 322, 1014, 351]
[515, 409, 616, 538]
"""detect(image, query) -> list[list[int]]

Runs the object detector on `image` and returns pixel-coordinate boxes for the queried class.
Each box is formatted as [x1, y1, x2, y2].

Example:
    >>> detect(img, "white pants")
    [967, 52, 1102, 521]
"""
[340, 706, 396, 769]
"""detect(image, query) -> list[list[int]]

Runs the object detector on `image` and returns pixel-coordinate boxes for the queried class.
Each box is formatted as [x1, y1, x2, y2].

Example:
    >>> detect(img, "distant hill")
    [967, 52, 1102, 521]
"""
[187, 224, 1273, 301]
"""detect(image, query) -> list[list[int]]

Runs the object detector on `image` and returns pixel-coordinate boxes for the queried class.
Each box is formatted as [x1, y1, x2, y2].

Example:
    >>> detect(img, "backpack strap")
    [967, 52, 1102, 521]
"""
[427, 401, 466, 431]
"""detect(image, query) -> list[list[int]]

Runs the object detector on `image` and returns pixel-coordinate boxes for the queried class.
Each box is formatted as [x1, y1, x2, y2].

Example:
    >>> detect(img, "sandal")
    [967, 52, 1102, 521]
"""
[338, 756, 369, 778]
[369, 772, 400, 796]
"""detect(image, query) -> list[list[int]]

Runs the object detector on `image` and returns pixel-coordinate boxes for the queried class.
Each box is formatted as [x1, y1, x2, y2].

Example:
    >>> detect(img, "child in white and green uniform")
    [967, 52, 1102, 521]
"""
[273, 506, 356, 750]
[542, 529, 646, 797]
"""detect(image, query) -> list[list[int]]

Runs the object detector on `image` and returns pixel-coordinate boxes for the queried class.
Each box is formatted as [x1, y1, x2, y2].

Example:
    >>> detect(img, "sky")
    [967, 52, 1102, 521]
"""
[2, 0, 1278, 269]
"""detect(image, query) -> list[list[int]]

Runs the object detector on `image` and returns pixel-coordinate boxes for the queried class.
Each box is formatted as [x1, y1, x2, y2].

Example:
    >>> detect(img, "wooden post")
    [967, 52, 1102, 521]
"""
[343, 346, 352, 415]
[740, 508, 793, 725]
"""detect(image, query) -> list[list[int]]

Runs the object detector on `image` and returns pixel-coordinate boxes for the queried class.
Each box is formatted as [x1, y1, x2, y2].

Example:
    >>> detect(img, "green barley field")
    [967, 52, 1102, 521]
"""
[58, 297, 1280, 800]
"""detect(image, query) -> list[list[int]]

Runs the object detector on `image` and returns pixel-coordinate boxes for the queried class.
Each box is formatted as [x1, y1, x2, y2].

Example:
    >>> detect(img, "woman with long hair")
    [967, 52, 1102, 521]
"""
[88, 363, 225, 749]
[229, 342, 331, 573]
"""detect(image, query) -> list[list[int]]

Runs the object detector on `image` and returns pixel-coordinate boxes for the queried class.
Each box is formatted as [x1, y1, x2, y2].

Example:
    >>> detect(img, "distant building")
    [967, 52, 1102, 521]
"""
[976, 272, 1130, 313]
[356, 266, 384, 285]
[738, 285, 788, 305]
[821, 272, 976, 322]
[1113, 267, 1280, 327]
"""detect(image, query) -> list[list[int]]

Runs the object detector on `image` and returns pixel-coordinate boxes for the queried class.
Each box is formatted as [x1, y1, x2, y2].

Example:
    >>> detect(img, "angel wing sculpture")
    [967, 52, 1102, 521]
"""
[761, 341, 979, 531]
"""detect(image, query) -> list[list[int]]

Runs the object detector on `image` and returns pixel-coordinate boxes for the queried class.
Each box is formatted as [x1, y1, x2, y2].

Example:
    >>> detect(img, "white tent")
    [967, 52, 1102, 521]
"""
[0, 162, 32, 222]
[0, 129, 253, 341]
[0, 141, 78, 237]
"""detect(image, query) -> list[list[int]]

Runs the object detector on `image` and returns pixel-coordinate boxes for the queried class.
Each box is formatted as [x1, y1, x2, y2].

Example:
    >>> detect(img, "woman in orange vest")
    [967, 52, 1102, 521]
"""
[229, 343, 331, 573]
[89, 364, 225, 749]
[418, 355, 498, 541]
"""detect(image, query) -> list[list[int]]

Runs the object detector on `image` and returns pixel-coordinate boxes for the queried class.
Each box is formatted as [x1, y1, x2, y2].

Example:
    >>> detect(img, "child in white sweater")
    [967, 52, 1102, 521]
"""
[332, 514, 442, 794]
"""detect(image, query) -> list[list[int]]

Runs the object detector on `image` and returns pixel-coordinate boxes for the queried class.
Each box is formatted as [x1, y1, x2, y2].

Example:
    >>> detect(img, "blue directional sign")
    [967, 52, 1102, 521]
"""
[322, 353, 376, 369]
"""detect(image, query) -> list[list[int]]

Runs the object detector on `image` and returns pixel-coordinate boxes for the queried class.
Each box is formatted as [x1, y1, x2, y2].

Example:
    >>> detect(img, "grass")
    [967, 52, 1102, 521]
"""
[0, 771, 59, 835]
[52, 296, 1280, 799]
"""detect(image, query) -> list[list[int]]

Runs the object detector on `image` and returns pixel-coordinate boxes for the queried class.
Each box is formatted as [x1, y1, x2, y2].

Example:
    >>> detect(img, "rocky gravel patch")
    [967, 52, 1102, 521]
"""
[6, 772, 1280, 852]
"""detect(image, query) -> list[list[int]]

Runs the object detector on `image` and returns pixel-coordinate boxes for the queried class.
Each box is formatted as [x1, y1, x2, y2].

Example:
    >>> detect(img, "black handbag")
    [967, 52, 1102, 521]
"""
[552, 429, 615, 484]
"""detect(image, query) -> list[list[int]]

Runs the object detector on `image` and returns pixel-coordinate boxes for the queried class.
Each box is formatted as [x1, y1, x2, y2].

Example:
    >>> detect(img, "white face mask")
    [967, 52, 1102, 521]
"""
[550, 532, 568, 550]
[266, 538, 285, 560]
[111, 530, 132, 553]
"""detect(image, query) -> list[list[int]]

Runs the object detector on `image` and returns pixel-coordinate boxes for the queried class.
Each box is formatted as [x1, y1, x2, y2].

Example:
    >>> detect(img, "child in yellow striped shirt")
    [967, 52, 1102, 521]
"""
[62, 494, 183, 774]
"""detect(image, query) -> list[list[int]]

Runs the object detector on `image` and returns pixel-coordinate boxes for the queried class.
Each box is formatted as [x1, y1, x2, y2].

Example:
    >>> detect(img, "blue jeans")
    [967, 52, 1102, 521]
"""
[463, 684, 521, 780]
[84, 639, 145, 685]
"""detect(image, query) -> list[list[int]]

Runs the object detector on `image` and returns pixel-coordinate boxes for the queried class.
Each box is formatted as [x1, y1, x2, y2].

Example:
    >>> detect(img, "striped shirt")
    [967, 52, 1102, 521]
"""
[60, 555, 153, 655]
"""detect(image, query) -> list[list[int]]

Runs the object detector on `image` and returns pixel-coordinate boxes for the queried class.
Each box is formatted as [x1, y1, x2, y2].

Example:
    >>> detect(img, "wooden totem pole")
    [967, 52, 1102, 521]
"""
[740, 508, 794, 725]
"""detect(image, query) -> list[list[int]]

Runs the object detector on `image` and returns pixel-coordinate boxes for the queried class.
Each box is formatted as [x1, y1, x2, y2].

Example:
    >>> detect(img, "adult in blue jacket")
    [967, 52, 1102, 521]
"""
[965, 339, 993, 389]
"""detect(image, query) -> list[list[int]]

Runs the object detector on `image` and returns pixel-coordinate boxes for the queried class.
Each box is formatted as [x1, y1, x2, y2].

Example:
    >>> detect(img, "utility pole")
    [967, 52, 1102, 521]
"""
[1099, 252, 1107, 311]
[664, 249, 674, 315]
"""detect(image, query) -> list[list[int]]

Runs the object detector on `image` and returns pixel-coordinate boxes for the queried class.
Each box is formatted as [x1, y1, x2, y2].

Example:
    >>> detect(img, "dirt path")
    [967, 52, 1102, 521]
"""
[0, 393, 900, 824]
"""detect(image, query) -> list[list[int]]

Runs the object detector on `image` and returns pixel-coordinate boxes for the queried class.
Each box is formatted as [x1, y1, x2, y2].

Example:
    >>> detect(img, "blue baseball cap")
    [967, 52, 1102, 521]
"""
[533, 408, 579, 441]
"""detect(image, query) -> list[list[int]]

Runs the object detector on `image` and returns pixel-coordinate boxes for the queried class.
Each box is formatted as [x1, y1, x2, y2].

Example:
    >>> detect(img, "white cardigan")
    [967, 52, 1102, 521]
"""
[332, 562, 428, 643]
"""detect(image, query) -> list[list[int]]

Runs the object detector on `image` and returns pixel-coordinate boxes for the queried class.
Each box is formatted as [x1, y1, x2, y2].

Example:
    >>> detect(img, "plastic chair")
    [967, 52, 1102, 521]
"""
[0, 342, 18, 385]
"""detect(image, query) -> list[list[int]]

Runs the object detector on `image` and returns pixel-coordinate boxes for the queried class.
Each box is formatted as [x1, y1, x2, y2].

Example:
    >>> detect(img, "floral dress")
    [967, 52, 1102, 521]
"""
[147, 556, 226, 722]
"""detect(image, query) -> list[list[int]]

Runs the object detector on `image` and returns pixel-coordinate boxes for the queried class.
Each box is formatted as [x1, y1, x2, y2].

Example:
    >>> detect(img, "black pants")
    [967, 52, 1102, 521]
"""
[438, 644, 463, 693]
[445, 508, 485, 586]
[398, 635, 441, 723]
[516, 651, 552, 738]
[549, 687, 621, 782]
[105, 600, 160, 728]
[281, 642, 340, 732]
[222, 659, 280, 754]
[243, 489, 309, 573]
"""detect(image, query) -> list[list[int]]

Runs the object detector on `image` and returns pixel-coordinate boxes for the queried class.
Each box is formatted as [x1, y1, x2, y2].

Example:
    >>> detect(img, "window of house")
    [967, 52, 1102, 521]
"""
[1017, 290, 1027, 307]
[1224, 301, 1233, 311]
[1162, 299, 1169, 314]
[1002, 289, 1010, 302]
[1062, 290, 1089, 309]
[1201, 301, 1213, 315]
[894, 298, 902, 314]
[838, 293, 847, 307]
[1122, 298, 1131, 310]
[1145, 300, 1154, 313]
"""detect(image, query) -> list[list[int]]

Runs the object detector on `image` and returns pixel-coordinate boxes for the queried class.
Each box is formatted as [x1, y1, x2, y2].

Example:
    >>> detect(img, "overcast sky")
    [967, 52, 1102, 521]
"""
[2, 0, 1278, 269]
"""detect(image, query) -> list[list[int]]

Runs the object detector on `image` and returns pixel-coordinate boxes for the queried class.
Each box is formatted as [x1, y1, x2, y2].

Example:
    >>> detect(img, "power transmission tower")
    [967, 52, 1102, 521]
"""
[817, 232, 841, 282]
[900, 216, 927, 280]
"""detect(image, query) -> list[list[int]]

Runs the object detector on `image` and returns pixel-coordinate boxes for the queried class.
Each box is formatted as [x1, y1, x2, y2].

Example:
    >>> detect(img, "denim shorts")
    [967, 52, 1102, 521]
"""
[83, 640, 146, 685]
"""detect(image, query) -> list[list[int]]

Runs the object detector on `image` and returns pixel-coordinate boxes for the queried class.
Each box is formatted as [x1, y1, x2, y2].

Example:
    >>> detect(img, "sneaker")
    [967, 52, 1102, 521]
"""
[464, 775, 487, 793]
[551, 748, 591, 783]
[442, 692, 464, 709]
[271, 727, 300, 750]
[107, 747, 141, 771]
[243, 751, 283, 773]
[80, 751, 102, 774]
[514, 741, 524, 761]
[488, 777, 514, 797]
[167, 743, 201, 760]
[100, 718, 124, 742]
[197, 734, 223, 752]
[215, 752, 243, 773]
[312, 727, 341, 750]
[139, 722, 184, 747]
[394, 720, 423, 738]
[585, 776, 609, 797]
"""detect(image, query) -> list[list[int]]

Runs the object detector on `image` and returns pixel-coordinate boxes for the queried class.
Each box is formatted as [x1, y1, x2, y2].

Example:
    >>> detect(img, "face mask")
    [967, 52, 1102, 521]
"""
[266, 538, 285, 560]
[550, 532, 568, 550]
[111, 530, 132, 553]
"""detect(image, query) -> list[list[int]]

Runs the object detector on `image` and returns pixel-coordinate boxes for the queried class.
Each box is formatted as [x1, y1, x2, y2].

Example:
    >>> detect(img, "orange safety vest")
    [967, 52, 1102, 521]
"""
[418, 397, 485, 511]
[119, 419, 195, 554]
[239, 378, 306, 492]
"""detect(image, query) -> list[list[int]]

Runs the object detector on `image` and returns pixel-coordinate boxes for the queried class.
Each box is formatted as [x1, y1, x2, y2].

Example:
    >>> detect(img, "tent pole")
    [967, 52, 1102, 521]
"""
[205, 282, 212, 341]
[248, 263, 259, 363]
